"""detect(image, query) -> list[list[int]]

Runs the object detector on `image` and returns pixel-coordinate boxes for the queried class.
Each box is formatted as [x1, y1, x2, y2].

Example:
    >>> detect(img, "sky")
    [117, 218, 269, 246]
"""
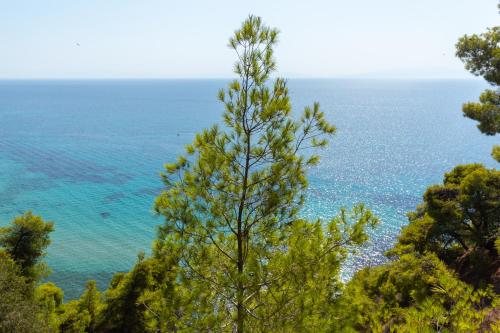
[0, 0, 498, 79]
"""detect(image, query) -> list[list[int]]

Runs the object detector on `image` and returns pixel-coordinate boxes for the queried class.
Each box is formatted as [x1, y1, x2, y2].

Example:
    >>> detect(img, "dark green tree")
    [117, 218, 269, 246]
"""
[0, 253, 49, 333]
[0, 211, 54, 281]
[95, 256, 158, 333]
[388, 164, 500, 288]
[456, 23, 500, 161]
[456, 26, 500, 86]
[55, 281, 103, 333]
[57, 301, 91, 333]
[78, 280, 101, 333]
[336, 253, 497, 332]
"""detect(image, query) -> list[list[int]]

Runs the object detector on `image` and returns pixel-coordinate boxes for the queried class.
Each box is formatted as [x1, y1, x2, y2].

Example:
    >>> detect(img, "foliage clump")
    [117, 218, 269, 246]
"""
[456, 26, 500, 161]
[0, 211, 54, 281]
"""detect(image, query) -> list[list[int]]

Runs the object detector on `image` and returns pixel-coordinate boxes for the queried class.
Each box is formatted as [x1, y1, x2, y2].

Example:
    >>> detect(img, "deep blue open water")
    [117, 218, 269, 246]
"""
[0, 79, 497, 299]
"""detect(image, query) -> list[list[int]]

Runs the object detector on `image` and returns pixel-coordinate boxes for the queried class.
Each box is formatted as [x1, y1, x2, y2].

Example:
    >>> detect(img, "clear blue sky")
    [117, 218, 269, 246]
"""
[1, 0, 498, 79]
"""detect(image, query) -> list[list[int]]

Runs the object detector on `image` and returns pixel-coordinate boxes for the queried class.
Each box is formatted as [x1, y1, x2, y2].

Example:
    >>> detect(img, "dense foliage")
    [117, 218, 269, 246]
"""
[336, 164, 500, 332]
[0, 211, 54, 281]
[456, 24, 500, 161]
[1, 14, 499, 333]
[389, 164, 499, 288]
[0, 253, 49, 332]
[336, 252, 498, 332]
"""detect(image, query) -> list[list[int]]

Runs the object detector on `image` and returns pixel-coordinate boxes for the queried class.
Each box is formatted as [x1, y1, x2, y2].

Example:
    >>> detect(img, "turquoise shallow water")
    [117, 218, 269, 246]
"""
[0, 79, 497, 299]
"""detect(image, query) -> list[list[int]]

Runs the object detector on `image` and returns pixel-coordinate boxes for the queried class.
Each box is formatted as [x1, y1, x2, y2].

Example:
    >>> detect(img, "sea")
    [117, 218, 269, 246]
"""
[0, 79, 497, 299]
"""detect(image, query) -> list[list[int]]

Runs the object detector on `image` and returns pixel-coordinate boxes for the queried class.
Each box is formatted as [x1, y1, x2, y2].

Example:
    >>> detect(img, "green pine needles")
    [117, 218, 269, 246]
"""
[154, 15, 376, 332]
[456, 26, 500, 162]
[2, 13, 497, 333]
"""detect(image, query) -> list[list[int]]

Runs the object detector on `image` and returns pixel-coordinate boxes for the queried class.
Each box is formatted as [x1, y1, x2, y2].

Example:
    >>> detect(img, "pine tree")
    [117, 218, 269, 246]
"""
[456, 16, 500, 161]
[154, 15, 376, 332]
